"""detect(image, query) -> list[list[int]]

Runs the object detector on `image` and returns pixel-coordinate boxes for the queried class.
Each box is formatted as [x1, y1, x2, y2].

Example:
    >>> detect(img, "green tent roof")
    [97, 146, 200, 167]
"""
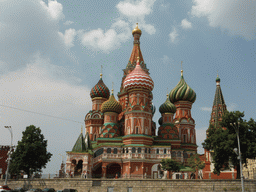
[72, 133, 86, 152]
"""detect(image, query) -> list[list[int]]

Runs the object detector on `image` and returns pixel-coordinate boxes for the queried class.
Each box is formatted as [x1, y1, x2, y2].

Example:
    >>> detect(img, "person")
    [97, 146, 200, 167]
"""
[115, 173, 118, 179]
[84, 172, 87, 179]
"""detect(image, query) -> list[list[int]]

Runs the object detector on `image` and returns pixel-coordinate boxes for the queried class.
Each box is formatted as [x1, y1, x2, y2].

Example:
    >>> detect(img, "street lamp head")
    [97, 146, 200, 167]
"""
[4, 126, 11, 129]
[233, 148, 238, 155]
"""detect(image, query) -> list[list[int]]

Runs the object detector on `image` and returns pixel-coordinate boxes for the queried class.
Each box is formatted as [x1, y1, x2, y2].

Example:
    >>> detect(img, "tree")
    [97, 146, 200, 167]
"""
[187, 154, 205, 179]
[203, 111, 256, 178]
[10, 125, 52, 178]
[160, 158, 180, 179]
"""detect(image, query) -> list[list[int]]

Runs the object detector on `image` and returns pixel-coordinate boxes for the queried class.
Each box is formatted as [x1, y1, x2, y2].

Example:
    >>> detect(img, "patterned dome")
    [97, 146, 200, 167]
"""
[90, 75, 110, 99]
[123, 57, 154, 91]
[101, 91, 122, 114]
[169, 70, 196, 103]
[159, 95, 176, 114]
[151, 103, 156, 116]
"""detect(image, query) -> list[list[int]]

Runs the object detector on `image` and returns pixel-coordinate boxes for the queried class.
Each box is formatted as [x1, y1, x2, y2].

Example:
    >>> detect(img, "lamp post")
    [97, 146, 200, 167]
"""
[230, 122, 244, 192]
[4, 126, 13, 185]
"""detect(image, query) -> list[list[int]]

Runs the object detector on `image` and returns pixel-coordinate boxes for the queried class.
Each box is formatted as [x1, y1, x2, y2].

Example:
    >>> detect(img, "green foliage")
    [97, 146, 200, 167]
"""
[160, 158, 180, 172]
[187, 154, 205, 172]
[10, 125, 52, 177]
[202, 111, 256, 177]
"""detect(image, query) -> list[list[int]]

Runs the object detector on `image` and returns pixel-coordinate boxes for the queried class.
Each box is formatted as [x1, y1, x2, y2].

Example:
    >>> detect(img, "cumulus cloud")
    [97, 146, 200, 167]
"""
[181, 19, 192, 29]
[191, 0, 256, 40]
[78, 0, 156, 53]
[64, 20, 74, 25]
[161, 55, 170, 65]
[0, 0, 68, 72]
[40, 0, 65, 21]
[78, 19, 130, 53]
[116, 0, 156, 35]
[201, 107, 212, 112]
[169, 27, 179, 42]
[59, 28, 77, 48]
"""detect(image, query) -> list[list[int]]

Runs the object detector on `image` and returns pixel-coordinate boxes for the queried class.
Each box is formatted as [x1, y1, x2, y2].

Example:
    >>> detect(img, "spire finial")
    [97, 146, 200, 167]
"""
[111, 82, 114, 94]
[166, 88, 169, 98]
[100, 65, 103, 79]
[217, 70, 219, 77]
[181, 61, 183, 76]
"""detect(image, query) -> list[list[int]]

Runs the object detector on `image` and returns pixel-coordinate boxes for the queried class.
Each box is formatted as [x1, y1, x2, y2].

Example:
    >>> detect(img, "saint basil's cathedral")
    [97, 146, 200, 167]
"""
[65, 23, 198, 179]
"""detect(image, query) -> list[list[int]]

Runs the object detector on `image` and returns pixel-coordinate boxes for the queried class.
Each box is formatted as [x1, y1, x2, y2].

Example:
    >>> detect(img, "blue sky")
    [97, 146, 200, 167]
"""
[0, 0, 255, 174]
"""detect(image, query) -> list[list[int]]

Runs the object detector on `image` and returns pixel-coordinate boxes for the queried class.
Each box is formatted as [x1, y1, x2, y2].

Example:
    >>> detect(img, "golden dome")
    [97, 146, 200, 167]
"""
[132, 23, 142, 35]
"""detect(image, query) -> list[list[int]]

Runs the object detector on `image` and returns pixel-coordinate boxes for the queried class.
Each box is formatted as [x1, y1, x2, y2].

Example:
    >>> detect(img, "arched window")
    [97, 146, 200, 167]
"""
[184, 152, 188, 158]
[138, 148, 141, 153]
[132, 147, 136, 153]
[136, 127, 138, 134]
[145, 148, 147, 153]
[126, 148, 128, 153]
[183, 135, 186, 143]
[123, 148, 125, 153]
[164, 149, 167, 154]
[156, 149, 159, 154]
[177, 151, 181, 157]
[113, 148, 118, 154]
[107, 148, 111, 153]
[172, 152, 176, 157]
[148, 148, 151, 154]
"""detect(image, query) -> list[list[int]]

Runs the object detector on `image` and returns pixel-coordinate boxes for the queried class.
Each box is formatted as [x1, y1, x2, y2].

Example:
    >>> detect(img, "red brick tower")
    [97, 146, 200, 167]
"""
[169, 69, 197, 158]
[202, 75, 236, 179]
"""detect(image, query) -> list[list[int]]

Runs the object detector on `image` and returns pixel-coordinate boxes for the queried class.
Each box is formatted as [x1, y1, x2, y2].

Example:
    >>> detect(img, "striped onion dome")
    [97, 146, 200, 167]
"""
[90, 74, 110, 99]
[169, 70, 196, 103]
[101, 90, 122, 114]
[159, 94, 176, 114]
[151, 103, 156, 116]
[123, 57, 154, 91]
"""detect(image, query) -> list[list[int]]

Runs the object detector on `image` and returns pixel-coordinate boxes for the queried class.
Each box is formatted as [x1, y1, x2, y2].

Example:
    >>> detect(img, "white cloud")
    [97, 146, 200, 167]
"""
[201, 107, 212, 112]
[0, 0, 69, 71]
[169, 27, 178, 43]
[78, 0, 156, 53]
[191, 0, 256, 40]
[78, 19, 130, 53]
[181, 19, 192, 29]
[64, 20, 74, 25]
[227, 103, 237, 111]
[116, 0, 156, 35]
[40, 0, 64, 21]
[59, 28, 77, 48]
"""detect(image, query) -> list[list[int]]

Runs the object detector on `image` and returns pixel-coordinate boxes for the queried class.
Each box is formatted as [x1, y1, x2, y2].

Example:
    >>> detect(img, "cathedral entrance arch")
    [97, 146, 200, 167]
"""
[106, 163, 121, 178]
[151, 164, 161, 179]
[92, 162, 102, 178]
[74, 160, 83, 176]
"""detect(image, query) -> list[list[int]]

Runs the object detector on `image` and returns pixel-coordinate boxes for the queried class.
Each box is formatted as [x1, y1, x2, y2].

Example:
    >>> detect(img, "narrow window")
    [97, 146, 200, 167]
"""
[164, 149, 166, 154]
[145, 148, 147, 153]
[136, 127, 138, 134]
[138, 148, 141, 153]
[132, 147, 136, 153]
[107, 148, 111, 153]
[114, 148, 118, 154]
[156, 149, 159, 154]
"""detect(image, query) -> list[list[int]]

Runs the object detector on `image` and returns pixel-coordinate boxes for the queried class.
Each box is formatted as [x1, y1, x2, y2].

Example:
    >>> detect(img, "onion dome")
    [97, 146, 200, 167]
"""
[159, 94, 176, 114]
[216, 74, 220, 82]
[132, 23, 142, 35]
[101, 89, 122, 114]
[169, 70, 196, 103]
[151, 103, 156, 116]
[123, 57, 154, 91]
[90, 73, 110, 99]
[158, 116, 163, 125]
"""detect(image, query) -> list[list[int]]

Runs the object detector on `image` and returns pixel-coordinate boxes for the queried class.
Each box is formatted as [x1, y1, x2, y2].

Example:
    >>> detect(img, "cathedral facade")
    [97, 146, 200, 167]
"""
[66, 24, 197, 179]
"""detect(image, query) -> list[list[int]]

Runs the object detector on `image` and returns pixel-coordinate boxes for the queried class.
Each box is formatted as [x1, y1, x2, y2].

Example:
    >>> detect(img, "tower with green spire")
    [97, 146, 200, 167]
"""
[210, 74, 227, 128]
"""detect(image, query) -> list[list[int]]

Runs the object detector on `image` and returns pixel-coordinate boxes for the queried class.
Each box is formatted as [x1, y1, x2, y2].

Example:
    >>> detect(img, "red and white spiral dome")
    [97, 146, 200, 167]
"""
[123, 57, 154, 91]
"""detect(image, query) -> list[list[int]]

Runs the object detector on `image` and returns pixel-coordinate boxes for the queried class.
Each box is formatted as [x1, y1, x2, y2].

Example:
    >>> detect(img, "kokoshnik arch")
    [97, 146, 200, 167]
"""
[65, 23, 197, 179]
